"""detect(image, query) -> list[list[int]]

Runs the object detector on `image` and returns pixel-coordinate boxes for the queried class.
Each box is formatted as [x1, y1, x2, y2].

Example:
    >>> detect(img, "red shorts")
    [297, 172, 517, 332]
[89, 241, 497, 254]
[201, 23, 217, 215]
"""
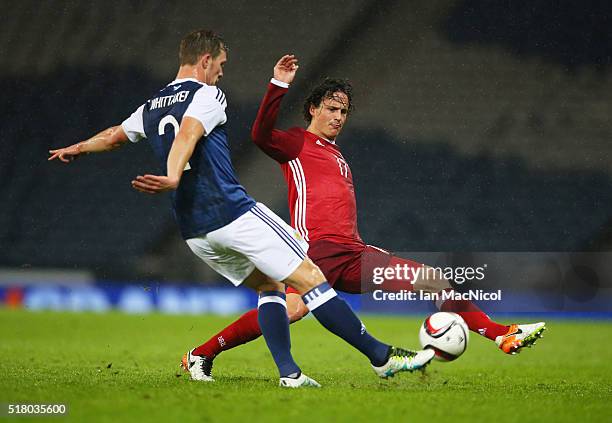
[286, 239, 422, 295]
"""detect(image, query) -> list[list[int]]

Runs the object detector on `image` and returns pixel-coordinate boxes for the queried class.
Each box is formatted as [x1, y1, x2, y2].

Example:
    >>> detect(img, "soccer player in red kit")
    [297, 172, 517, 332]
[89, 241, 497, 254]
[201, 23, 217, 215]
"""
[190, 55, 546, 378]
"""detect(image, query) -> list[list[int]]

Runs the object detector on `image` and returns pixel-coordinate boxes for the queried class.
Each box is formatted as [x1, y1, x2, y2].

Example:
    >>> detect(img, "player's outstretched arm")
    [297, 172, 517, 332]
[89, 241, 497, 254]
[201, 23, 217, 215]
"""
[48, 126, 129, 163]
[131, 117, 204, 195]
[251, 54, 304, 163]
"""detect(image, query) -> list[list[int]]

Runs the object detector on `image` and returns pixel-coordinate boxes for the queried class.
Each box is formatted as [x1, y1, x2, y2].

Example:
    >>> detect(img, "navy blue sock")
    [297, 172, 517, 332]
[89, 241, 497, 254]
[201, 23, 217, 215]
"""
[302, 282, 390, 366]
[257, 291, 301, 378]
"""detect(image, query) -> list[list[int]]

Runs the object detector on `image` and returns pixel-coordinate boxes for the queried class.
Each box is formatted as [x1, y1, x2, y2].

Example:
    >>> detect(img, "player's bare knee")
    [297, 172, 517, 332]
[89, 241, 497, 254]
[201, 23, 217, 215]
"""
[304, 258, 325, 285]
[284, 258, 326, 294]
[298, 259, 326, 292]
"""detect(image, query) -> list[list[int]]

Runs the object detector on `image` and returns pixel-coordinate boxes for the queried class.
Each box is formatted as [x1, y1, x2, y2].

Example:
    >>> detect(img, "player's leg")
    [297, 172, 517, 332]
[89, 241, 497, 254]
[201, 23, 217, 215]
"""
[408, 261, 509, 339]
[339, 245, 545, 353]
[409, 261, 545, 353]
[191, 241, 359, 360]
[191, 287, 306, 360]
[360, 247, 510, 342]
[181, 218, 318, 387]
[189, 203, 326, 386]
[242, 270, 319, 387]
[357, 248, 511, 340]
[245, 204, 434, 376]
[280, 256, 434, 377]
[191, 309, 260, 359]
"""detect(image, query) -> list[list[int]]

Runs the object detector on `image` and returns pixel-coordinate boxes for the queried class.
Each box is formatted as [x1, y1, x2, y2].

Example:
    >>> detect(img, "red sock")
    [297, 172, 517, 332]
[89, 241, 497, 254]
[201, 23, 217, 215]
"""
[192, 309, 262, 358]
[438, 289, 508, 341]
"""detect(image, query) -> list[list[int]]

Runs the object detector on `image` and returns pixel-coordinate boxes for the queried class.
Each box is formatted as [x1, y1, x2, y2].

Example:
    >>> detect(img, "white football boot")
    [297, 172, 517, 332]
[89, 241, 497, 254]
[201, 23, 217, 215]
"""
[372, 347, 435, 378]
[279, 373, 321, 388]
[495, 322, 546, 354]
[180, 349, 214, 381]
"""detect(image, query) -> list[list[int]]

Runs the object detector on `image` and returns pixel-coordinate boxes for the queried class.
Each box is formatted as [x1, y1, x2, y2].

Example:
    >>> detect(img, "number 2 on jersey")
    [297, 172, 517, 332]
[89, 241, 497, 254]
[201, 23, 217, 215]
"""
[158, 115, 191, 171]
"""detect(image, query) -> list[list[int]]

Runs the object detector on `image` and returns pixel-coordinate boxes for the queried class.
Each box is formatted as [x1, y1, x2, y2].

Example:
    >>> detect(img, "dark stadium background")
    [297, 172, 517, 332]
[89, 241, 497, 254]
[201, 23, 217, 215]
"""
[1, 0, 611, 314]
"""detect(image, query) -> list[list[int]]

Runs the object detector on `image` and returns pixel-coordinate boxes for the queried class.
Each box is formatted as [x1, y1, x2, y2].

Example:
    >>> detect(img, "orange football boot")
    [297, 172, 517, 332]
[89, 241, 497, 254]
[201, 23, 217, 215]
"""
[495, 322, 546, 354]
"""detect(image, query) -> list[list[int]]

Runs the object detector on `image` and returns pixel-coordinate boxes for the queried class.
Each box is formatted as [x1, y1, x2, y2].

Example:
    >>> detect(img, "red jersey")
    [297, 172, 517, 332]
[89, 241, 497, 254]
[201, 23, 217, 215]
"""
[251, 81, 364, 248]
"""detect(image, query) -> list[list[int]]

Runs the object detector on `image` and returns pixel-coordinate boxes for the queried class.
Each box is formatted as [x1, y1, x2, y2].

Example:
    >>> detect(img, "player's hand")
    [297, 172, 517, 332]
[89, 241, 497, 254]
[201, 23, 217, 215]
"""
[131, 174, 179, 194]
[48, 144, 83, 163]
[274, 54, 299, 84]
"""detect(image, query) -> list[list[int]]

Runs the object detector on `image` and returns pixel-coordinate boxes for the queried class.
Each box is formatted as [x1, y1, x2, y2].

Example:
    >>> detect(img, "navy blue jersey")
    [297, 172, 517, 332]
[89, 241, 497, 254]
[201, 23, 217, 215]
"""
[121, 78, 255, 239]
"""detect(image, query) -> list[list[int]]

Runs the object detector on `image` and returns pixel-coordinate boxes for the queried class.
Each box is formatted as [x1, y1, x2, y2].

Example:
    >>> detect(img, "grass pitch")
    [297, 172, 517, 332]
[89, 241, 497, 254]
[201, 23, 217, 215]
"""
[1, 309, 611, 423]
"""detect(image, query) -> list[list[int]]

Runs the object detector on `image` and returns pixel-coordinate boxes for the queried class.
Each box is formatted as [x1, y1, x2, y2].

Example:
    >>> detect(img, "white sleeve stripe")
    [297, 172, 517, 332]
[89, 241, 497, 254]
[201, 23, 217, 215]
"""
[288, 159, 309, 241]
[214, 88, 226, 105]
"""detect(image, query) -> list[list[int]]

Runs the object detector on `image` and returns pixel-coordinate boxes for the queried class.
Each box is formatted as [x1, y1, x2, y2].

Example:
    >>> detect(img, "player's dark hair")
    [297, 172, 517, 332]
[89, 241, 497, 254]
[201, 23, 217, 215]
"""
[179, 29, 227, 65]
[303, 78, 354, 123]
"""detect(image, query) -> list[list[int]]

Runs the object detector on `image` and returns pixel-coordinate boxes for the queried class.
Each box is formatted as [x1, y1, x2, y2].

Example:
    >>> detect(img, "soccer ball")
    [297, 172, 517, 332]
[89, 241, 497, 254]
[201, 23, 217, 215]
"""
[419, 312, 469, 361]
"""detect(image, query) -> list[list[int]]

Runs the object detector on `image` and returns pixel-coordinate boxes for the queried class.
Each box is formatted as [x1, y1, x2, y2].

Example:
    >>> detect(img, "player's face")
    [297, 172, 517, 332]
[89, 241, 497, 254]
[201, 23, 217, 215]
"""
[205, 50, 227, 85]
[309, 92, 349, 140]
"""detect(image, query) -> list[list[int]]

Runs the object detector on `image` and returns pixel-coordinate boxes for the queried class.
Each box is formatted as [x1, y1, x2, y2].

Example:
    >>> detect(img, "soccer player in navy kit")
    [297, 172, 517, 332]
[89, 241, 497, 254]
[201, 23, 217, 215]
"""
[190, 55, 546, 372]
[49, 30, 435, 387]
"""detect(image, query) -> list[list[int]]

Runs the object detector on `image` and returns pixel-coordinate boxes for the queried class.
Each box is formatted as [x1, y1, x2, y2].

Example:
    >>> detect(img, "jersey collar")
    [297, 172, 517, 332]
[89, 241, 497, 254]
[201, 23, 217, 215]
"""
[305, 130, 336, 145]
[167, 78, 204, 86]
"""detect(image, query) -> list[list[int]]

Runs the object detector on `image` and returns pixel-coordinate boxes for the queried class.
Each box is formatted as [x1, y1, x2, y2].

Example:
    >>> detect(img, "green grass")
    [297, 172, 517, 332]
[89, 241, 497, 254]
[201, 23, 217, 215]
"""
[1, 309, 611, 422]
